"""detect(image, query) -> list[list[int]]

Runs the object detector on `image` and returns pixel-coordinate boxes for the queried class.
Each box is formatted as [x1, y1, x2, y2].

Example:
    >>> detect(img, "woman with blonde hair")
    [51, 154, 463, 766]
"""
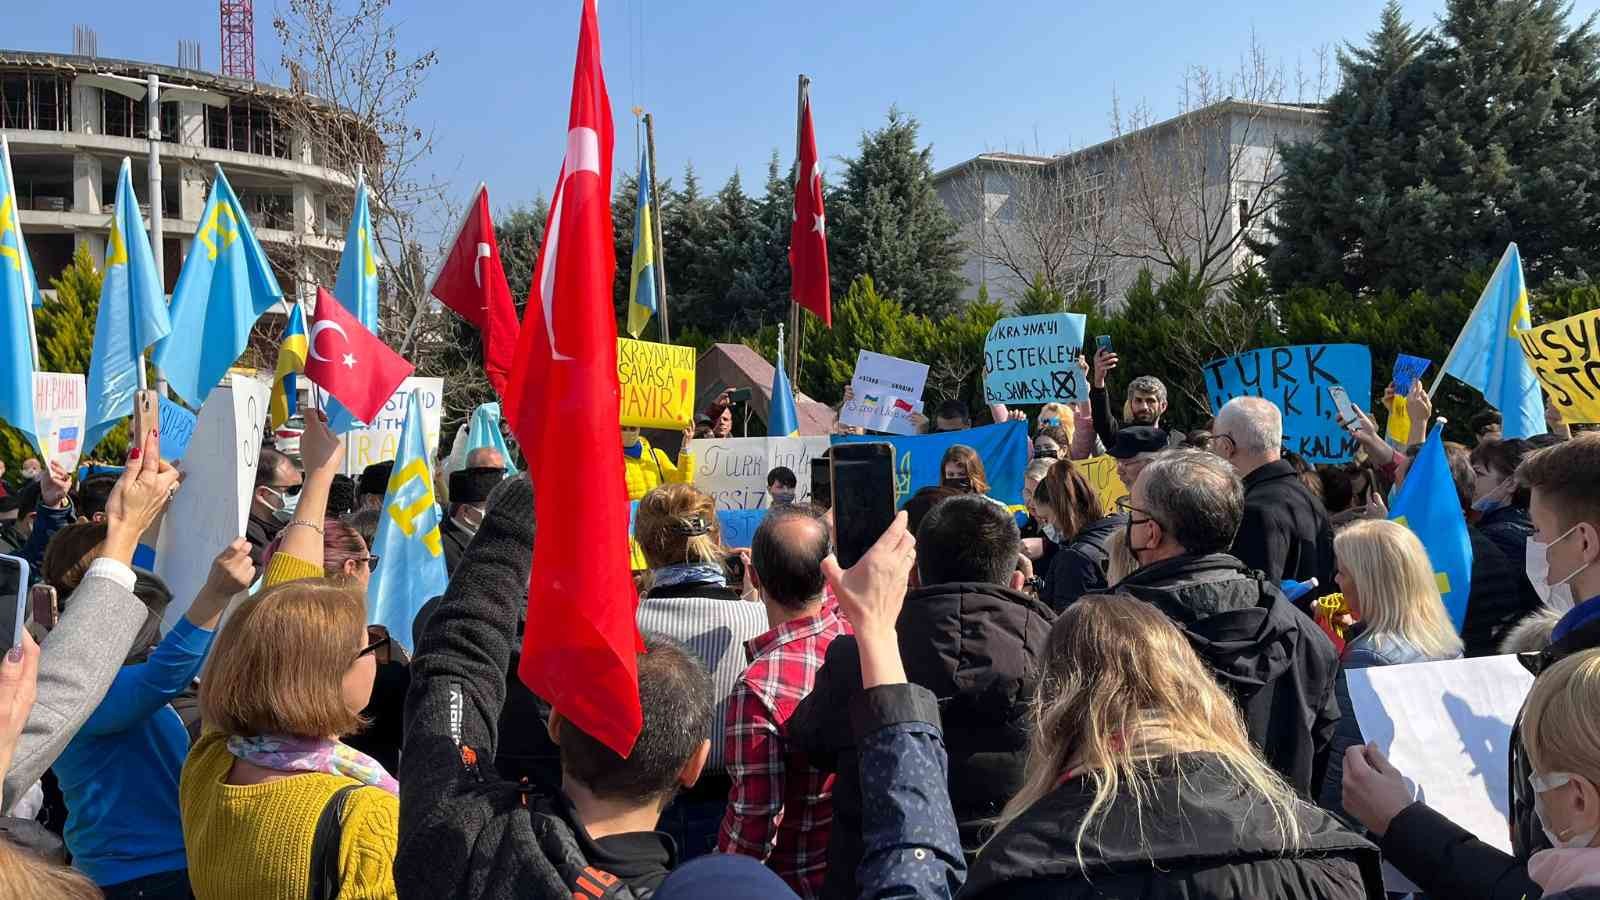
[962, 595, 1379, 899]
[1519, 648, 1600, 898]
[1334, 519, 1464, 668]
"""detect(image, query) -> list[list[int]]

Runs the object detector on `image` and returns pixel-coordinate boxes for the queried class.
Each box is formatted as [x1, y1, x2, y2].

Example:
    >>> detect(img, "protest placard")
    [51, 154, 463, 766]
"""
[690, 435, 832, 510]
[157, 395, 199, 461]
[839, 350, 928, 435]
[1384, 354, 1431, 446]
[1077, 455, 1128, 515]
[338, 377, 445, 475]
[618, 337, 696, 428]
[717, 509, 765, 549]
[835, 420, 1030, 508]
[1392, 354, 1432, 394]
[31, 372, 86, 473]
[1201, 344, 1372, 464]
[1516, 308, 1600, 423]
[983, 313, 1089, 406]
[156, 375, 271, 631]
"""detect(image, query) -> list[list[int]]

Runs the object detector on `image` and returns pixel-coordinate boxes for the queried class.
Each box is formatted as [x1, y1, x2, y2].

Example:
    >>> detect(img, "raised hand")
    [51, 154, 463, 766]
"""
[297, 409, 344, 478]
[1092, 347, 1119, 389]
[103, 426, 182, 563]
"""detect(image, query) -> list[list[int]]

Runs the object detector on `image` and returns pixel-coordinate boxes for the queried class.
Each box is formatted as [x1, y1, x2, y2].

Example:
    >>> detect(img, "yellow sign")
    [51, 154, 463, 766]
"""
[617, 338, 696, 429]
[1078, 455, 1128, 516]
[1385, 394, 1412, 446]
[1516, 309, 1600, 424]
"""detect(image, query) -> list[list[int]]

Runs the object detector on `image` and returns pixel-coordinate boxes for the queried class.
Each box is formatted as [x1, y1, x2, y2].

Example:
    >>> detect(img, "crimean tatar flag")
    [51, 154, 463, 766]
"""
[1436, 243, 1546, 438]
[0, 135, 41, 448]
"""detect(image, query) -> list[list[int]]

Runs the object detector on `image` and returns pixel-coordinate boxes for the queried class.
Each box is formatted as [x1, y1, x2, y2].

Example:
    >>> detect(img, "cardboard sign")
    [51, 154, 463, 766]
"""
[1516, 309, 1600, 423]
[618, 338, 696, 429]
[840, 350, 928, 435]
[335, 377, 445, 475]
[835, 420, 1030, 508]
[1077, 455, 1128, 516]
[31, 372, 86, 473]
[690, 435, 832, 510]
[983, 313, 1088, 405]
[157, 395, 199, 461]
[1202, 344, 1373, 464]
[156, 375, 272, 632]
[1392, 354, 1432, 394]
[717, 509, 766, 549]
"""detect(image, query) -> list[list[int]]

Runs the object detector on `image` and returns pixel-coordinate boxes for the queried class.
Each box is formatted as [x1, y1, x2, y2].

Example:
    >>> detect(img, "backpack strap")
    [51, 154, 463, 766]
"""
[307, 784, 361, 900]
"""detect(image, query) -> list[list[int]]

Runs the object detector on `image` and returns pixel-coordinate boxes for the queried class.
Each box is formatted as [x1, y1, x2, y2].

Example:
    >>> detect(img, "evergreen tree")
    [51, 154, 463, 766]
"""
[494, 198, 548, 315]
[752, 150, 797, 316]
[660, 163, 719, 334]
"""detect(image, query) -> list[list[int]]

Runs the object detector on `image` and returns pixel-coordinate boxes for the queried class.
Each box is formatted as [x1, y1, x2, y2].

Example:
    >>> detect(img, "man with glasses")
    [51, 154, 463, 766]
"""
[246, 446, 304, 568]
[1114, 450, 1340, 798]
[1105, 426, 1168, 490]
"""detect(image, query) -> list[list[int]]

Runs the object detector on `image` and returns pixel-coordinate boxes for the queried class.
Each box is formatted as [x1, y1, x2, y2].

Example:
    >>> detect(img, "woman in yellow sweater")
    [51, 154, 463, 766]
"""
[181, 410, 398, 900]
[624, 424, 696, 501]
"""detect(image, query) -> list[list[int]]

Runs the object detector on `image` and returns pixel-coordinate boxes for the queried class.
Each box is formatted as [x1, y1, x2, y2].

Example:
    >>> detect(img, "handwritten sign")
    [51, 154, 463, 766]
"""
[336, 377, 445, 475]
[690, 436, 832, 510]
[1077, 455, 1128, 516]
[618, 338, 696, 429]
[1516, 309, 1600, 424]
[31, 372, 86, 473]
[157, 395, 199, 461]
[983, 313, 1088, 405]
[717, 509, 766, 549]
[840, 350, 928, 435]
[1392, 354, 1432, 394]
[1202, 344, 1372, 464]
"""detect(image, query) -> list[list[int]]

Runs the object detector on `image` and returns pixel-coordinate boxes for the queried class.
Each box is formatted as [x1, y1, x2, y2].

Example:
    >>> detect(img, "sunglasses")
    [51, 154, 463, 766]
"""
[357, 633, 391, 661]
[362, 555, 381, 572]
[266, 483, 304, 497]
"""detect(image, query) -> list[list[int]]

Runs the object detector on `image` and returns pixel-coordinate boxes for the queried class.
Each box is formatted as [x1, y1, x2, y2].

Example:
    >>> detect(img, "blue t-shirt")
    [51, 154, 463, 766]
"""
[1554, 594, 1600, 645]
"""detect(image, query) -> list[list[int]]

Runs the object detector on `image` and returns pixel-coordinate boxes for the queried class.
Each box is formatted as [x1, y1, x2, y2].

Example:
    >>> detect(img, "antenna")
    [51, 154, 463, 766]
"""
[219, 0, 255, 80]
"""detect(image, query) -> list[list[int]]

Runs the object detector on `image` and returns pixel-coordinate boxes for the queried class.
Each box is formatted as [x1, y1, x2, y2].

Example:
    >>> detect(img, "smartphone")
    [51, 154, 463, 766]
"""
[131, 389, 159, 450]
[810, 457, 833, 511]
[29, 584, 57, 632]
[1328, 385, 1356, 427]
[726, 387, 753, 405]
[1096, 334, 1113, 353]
[831, 442, 897, 569]
[724, 551, 747, 584]
[0, 554, 30, 651]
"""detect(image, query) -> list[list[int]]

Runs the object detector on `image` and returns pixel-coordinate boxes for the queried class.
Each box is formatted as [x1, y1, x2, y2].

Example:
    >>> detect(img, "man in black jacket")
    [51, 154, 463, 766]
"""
[439, 463, 504, 574]
[1213, 396, 1337, 594]
[1114, 449, 1341, 797]
[789, 494, 1054, 900]
[1087, 347, 1186, 448]
[397, 476, 716, 899]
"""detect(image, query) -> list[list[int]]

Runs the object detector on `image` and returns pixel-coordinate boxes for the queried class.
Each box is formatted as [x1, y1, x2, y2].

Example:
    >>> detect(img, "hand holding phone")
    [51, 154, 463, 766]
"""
[0, 555, 31, 651]
[831, 442, 897, 569]
[1328, 385, 1357, 429]
[1096, 334, 1113, 353]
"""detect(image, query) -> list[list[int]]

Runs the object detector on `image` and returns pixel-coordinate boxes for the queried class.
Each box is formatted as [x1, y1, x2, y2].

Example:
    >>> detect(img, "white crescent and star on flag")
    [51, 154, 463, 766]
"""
[538, 125, 602, 361]
[309, 319, 359, 370]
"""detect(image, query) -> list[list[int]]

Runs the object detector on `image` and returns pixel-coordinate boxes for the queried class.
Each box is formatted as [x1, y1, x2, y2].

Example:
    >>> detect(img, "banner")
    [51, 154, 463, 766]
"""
[717, 509, 766, 549]
[835, 420, 1030, 508]
[690, 435, 832, 510]
[1202, 343, 1372, 464]
[31, 373, 85, 474]
[156, 375, 271, 632]
[157, 395, 199, 462]
[1516, 308, 1600, 424]
[839, 350, 928, 435]
[618, 337, 696, 428]
[335, 376, 445, 475]
[983, 313, 1088, 406]
[1077, 455, 1128, 516]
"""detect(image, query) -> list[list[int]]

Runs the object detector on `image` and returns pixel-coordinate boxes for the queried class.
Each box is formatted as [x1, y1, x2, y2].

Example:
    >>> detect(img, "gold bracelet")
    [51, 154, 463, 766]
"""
[284, 519, 325, 536]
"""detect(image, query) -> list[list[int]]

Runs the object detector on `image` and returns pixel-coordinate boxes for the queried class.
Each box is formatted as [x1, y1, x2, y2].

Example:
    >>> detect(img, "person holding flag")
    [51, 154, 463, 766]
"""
[627, 153, 658, 338]
[428, 183, 519, 401]
[1386, 420, 1475, 633]
[366, 389, 448, 650]
[323, 180, 383, 433]
[301, 286, 413, 427]
[1433, 243, 1547, 439]
[0, 135, 42, 448]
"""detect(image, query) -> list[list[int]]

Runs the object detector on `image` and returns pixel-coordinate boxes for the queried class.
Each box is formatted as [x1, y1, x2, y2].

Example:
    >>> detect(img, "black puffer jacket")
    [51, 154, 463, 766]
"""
[789, 581, 1054, 900]
[1463, 525, 1539, 657]
[1042, 513, 1125, 613]
[1116, 553, 1342, 796]
[961, 753, 1384, 900]
[1233, 459, 1337, 601]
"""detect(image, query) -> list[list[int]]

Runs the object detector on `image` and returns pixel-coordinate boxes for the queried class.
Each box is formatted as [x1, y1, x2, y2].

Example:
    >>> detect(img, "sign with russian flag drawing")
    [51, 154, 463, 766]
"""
[32, 372, 87, 472]
[840, 350, 928, 436]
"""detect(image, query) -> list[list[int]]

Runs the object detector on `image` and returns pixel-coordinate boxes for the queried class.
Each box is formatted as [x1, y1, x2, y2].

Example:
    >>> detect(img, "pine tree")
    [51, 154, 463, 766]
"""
[661, 163, 718, 334]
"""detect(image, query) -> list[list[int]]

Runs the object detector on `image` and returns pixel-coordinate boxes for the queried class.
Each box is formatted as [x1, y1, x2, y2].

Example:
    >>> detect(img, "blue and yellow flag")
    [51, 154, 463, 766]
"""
[1390, 422, 1475, 632]
[325, 180, 382, 434]
[268, 302, 309, 430]
[367, 389, 449, 651]
[1438, 243, 1546, 438]
[626, 155, 658, 339]
[770, 340, 800, 438]
[153, 166, 284, 407]
[85, 159, 172, 453]
[466, 401, 518, 477]
[0, 136, 41, 449]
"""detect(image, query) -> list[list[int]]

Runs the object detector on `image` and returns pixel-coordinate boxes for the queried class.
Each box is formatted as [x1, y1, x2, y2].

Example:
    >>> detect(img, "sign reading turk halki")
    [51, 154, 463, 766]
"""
[1202, 344, 1373, 465]
[983, 313, 1089, 406]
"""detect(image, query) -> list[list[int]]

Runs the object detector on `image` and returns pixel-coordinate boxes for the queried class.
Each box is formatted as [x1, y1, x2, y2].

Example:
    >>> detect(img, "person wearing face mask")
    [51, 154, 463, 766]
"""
[1473, 439, 1540, 604]
[1031, 424, 1070, 462]
[766, 466, 798, 507]
[623, 424, 696, 502]
[19, 457, 41, 483]
[1520, 648, 1600, 899]
[1033, 459, 1123, 613]
[245, 446, 303, 569]
[439, 465, 505, 574]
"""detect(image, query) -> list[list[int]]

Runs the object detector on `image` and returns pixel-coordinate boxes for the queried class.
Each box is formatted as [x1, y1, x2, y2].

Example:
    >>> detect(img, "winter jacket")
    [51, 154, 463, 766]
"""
[244, 511, 284, 570]
[1087, 386, 1187, 449]
[397, 478, 668, 900]
[1463, 524, 1540, 657]
[1478, 504, 1535, 578]
[1233, 459, 1337, 598]
[961, 752, 1384, 900]
[1115, 553, 1342, 797]
[1041, 513, 1125, 613]
[624, 437, 693, 501]
[788, 582, 1053, 900]
[439, 516, 472, 575]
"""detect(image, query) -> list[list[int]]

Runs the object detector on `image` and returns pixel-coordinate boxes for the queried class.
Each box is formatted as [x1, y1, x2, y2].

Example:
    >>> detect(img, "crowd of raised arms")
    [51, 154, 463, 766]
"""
[2, 353, 1599, 900]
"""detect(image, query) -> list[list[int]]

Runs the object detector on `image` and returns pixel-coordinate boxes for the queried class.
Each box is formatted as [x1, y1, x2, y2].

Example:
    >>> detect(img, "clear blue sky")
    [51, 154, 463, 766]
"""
[11, 0, 1600, 222]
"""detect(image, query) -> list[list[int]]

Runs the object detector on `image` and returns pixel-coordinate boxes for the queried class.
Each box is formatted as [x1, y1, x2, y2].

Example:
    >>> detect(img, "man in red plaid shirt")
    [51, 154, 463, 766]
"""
[718, 504, 844, 898]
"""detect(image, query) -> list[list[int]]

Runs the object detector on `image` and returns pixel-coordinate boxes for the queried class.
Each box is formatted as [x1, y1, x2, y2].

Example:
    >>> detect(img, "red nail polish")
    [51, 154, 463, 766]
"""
[128, 447, 142, 461]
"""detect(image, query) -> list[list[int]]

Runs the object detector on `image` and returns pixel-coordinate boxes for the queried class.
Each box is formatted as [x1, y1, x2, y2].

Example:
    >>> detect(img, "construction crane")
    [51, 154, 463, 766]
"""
[220, 0, 254, 80]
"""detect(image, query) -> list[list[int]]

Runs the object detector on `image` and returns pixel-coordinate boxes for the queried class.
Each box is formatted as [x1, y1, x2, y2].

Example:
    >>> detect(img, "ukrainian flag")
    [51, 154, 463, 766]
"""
[626, 155, 657, 339]
[770, 345, 800, 438]
[268, 302, 309, 430]
[1390, 422, 1475, 631]
[0, 135, 41, 450]
[325, 180, 382, 434]
[1438, 243, 1547, 438]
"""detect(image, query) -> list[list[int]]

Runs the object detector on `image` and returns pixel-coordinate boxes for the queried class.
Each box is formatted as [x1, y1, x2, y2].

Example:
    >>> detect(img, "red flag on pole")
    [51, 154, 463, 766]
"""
[790, 88, 831, 327]
[302, 286, 413, 423]
[503, 0, 642, 758]
[428, 184, 519, 401]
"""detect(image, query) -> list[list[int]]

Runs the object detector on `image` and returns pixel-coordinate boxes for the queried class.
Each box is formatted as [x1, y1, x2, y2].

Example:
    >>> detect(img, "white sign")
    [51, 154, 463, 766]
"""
[690, 436, 832, 510]
[328, 377, 445, 476]
[839, 350, 928, 436]
[156, 375, 272, 632]
[31, 372, 86, 473]
[1346, 654, 1535, 891]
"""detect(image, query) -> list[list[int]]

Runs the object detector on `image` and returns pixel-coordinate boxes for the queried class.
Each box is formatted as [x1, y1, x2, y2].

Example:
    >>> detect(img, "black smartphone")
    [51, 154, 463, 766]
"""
[1096, 334, 1113, 353]
[29, 583, 57, 632]
[0, 554, 30, 651]
[831, 442, 896, 569]
[810, 457, 832, 511]
[724, 551, 746, 584]
[727, 387, 753, 405]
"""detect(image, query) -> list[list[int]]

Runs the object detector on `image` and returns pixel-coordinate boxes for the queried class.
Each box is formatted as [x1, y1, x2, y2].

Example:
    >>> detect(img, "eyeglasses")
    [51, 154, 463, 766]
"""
[1115, 496, 1160, 528]
[266, 483, 304, 497]
[356, 633, 391, 661]
[362, 555, 381, 572]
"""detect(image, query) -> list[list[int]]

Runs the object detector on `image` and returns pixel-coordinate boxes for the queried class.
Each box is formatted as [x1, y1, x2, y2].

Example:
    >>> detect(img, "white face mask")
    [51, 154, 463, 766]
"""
[1527, 524, 1593, 613]
[455, 504, 485, 538]
[1041, 522, 1063, 544]
[263, 486, 301, 524]
[1530, 770, 1600, 850]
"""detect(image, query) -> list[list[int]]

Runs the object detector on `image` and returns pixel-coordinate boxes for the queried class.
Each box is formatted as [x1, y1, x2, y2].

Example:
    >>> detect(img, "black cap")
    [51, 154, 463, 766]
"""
[449, 466, 506, 504]
[1106, 426, 1168, 459]
[359, 461, 395, 497]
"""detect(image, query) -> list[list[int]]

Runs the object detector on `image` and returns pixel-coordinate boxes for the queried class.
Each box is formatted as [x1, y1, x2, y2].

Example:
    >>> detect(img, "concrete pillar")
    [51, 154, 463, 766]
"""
[179, 163, 207, 222]
[70, 82, 102, 135]
[72, 154, 102, 215]
[75, 233, 106, 271]
[292, 181, 316, 235]
[177, 101, 205, 147]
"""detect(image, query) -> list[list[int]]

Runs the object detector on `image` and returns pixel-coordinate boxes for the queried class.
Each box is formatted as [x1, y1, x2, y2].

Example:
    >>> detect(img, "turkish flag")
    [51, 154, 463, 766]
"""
[429, 184, 519, 401]
[303, 286, 414, 424]
[790, 89, 832, 327]
[504, 0, 642, 758]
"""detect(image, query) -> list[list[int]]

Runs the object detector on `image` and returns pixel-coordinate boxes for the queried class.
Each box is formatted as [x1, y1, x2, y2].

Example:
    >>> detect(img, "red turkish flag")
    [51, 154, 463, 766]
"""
[790, 90, 832, 327]
[504, 0, 642, 758]
[429, 184, 519, 401]
[303, 286, 414, 424]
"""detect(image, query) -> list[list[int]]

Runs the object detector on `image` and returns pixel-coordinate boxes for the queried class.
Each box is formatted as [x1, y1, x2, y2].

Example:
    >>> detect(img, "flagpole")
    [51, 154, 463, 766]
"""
[146, 74, 169, 398]
[643, 112, 669, 343]
[787, 74, 810, 398]
[2, 136, 41, 370]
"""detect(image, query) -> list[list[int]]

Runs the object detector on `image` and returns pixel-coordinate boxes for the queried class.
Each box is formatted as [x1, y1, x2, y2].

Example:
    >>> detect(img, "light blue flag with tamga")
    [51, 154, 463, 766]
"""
[1436, 243, 1547, 438]
[367, 389, 449, 651]
[0, 136, 42, 449]
[1389, 422, 1476, 632]
[466, 402, 518, 476]
[325, 180, 382, 434]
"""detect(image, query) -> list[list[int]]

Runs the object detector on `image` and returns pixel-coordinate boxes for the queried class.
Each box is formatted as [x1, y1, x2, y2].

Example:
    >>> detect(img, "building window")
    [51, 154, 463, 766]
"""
[0, 72, 72, 131]
[204, 100, 291, 159]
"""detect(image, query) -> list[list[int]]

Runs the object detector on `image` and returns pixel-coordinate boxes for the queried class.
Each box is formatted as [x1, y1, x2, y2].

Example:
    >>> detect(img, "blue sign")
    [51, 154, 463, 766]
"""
[716, 509, 766, 549]
[834, 420, 1030, 507]
[1392, 354, 1432, 394]
[157, 395, 198, 461]
[1202, 344, 1373, 464]
[983, 313, 1088, 405]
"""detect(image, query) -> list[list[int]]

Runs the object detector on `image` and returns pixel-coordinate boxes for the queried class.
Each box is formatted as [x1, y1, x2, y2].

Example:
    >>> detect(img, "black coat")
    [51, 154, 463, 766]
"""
[961, 752, 1384, 900]
[788, 581, 1054, 900]
[1233, 459, 1337, 598]
[1042, 513, 1125, 614]
[1463, 525, 1539, 657]
[439, 516, 472, 575]
[1115, 553, 1342, 797]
